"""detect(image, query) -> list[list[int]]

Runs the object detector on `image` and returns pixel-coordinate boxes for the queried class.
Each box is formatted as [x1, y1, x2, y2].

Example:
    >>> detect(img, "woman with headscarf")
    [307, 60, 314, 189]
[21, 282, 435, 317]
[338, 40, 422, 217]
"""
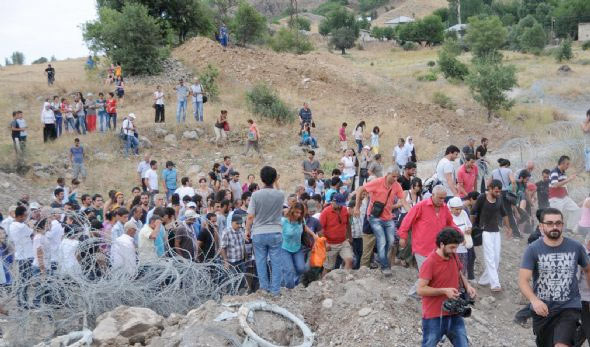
[405, 136, 417, 163]
[41, 101, 56, 142]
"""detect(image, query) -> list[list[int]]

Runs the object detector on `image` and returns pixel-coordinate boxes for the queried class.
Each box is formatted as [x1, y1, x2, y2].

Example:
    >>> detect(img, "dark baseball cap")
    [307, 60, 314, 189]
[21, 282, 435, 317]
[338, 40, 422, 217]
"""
[332, 193, 347, 207]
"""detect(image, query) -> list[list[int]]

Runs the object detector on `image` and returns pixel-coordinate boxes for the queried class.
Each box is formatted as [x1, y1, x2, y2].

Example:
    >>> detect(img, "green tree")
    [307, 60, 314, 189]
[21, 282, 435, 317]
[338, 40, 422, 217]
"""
[230, 2, 267, 46]
[519, 22, 546, 53]
[466, 60, 517, 122]
[432, 8, 450, 24]
[269, 28, 314, 54]
[417, 15, 444, 45]
[382, 26, 395, 40]
[553, 0, 590, 39]
[98, 0, 215, 43]
[11, 51, 25, 65]
[464, 16, 507, 59]
[319, 7, 359, 37]
[330, 27, 356, 54]
[448, 0, 485, 25]
[438, 39, 468, 80]
[83, 3, 166, 75]
[371, 26, 385, 40]
[32, 57, 48, 64]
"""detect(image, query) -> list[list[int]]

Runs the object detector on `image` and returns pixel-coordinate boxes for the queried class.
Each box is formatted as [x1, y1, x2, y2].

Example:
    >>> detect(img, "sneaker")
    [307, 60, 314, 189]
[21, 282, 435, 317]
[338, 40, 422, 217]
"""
[382, 268, 393, 277]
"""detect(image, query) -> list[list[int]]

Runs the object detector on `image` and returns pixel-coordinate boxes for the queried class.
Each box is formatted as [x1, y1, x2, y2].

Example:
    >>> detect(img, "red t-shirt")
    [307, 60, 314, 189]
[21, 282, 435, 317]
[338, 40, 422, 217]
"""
[419, 251, 461, 319]
[363, 177, 404, 221]
[319, 205, 349, 244]
[106, 99, 117, 114]
[457, 164, 478, 198]
[339, 127, 346, 141]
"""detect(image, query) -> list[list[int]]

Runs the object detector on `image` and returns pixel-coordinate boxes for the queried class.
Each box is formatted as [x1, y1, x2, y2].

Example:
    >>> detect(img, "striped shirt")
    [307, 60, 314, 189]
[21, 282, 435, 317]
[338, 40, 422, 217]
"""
[549, 167, 568, 199]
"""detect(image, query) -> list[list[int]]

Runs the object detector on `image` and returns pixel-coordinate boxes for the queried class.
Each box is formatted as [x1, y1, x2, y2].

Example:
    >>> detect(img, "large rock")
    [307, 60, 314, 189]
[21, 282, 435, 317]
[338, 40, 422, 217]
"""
[187, 165, 202, 177]
[154, 127, 169, 139]
[93, 306, 164, 346]
[140, 136, 153, 149]
[183, 130, 198, 140]
[164, 134, 177, 146]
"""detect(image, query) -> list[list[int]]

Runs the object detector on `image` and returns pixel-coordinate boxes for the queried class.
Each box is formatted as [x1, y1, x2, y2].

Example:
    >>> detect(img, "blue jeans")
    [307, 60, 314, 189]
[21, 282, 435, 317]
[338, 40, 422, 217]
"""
[422, 315, 468, 347]
[65, 117, 76, 132]
[98, 110, 108, 132]
[17, 259, 33, 307]
[125, 134, 139, 156]
[108, 113, 117, 130]
[302, 137, 318, 148]
[176, 99, 187, 123]
[585, 146, 590, 172]
[282, 248, 307, 289]
[368, 216, 396, 269]
[76, 114, 87, 134]
[55, 113, 63, 137]
[252, 232, 283, 295]
[356, 139, 363, 153]
[193, 100, 204, 122]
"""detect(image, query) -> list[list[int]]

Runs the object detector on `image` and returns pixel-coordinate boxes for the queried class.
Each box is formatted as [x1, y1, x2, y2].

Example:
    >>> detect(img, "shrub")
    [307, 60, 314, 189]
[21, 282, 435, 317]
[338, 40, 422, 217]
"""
[464, 16, 507, 59]
[269, 28, 314, 54]
[402, 42, 417, 51]
[555, 38, 573, 62]
[416, 70, 438, 81]
[519, 23, 546, 54]
[427, 60, 436, 67]
[466, 60, 517, 122]
[246, 84, 295, 123]
[32, 57, 48, 64]
[439, 50, 468, 80]
[583, 41, 590, 51]
[230, 2, 267, 46]
[288, 16, 311, 31]
[199, 64, 219, 100]
[432, 92, 456, 110]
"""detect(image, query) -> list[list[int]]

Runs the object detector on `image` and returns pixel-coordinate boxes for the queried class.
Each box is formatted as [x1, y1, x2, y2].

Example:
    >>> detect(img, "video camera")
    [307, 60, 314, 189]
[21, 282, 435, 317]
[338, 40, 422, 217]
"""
[442, 291, 475, 318]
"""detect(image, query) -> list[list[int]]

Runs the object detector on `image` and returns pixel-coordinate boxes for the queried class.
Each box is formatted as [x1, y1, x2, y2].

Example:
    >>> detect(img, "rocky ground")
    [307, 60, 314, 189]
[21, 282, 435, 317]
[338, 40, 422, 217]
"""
[28, 234, 550, 347]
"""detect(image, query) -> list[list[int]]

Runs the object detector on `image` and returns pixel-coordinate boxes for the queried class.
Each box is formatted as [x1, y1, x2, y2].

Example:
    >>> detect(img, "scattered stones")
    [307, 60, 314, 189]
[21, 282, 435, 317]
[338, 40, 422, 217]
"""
[139, 136, 153, 148]
[456, 109, 465, 117]
[154, 127, 169, 139]
[557, 65, 572, 73]
[480, 296, 496, 307]
[182, 131, 198, 140]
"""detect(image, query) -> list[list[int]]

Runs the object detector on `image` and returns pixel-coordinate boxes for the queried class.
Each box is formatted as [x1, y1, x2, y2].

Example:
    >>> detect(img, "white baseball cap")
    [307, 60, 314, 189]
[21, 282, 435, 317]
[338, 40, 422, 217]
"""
[128, 113, 136, 119]
[184, 210, 198, 220]
[186, 202, 197, 209]
[448, 197, 464, 208]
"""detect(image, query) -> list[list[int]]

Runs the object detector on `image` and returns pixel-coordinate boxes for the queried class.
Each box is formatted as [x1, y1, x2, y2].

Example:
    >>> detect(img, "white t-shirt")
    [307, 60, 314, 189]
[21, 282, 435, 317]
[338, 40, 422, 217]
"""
[175, 186, 195, 200]
[436, 157, 456, 197]
[32, 234, 51, 268]
[394, 146, 410, 167]
[143, 168, 158, 191]
[138, 225, 157, 262]
[341, 156, 356, 176]
[451, 210, 472, 253]
[353, 126, 363, 141]
[137, 161, 150, 178]
[154, 91, 164, 105]
[9, 221, 33, 260]
[58, 238, 81, 276]
[46, 220, 64, 263]
[111, 234, 137, 276]
[122, 118, 135, 136]
[191, 84, 203, 102]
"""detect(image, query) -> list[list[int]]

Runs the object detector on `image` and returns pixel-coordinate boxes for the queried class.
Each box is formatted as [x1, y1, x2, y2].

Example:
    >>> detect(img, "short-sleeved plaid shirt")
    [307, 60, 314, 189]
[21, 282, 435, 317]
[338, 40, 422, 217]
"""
[220, 227, 245, 263]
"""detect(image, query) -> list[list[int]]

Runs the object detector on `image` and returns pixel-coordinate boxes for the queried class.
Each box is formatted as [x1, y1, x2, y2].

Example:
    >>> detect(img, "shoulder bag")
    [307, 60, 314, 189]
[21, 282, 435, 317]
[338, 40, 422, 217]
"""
[371, 186, 393, 218]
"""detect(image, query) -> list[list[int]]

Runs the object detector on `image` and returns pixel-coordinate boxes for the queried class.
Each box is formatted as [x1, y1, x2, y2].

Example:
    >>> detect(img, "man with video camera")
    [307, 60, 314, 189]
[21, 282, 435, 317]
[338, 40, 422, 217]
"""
[417, 227, 477, 347]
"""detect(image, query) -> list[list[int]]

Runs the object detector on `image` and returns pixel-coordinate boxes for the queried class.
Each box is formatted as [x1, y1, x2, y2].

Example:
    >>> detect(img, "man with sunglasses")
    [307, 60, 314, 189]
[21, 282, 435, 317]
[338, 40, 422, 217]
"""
[519, 208, 590, 347]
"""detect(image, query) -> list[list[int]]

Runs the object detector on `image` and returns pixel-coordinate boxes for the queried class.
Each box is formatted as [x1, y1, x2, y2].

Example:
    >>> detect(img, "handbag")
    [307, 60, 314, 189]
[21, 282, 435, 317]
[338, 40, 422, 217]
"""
[203, 95, 208, 103]
[497, 169, 518, 205]
[311, 121, 315, 128]
[362, 215, 373, 234]
[360, 168, 369, 178]
[371, 187, 393, 218]
[223, 122, 230, 132]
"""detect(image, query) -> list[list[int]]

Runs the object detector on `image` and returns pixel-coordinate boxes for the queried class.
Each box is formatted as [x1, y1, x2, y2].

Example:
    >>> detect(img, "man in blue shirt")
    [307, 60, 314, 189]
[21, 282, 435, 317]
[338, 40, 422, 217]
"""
[69, 138, 86, 180]
[162, 161, 177, 201]
[174, 79, 189, 123]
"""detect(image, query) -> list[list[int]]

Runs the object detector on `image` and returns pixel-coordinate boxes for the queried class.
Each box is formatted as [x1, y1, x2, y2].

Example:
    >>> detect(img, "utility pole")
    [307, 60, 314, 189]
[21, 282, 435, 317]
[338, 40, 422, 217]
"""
[457, 0, 462, 26]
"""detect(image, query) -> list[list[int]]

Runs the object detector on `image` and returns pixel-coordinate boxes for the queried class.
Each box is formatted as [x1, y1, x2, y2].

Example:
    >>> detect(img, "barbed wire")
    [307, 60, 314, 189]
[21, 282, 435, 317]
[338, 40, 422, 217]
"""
[0, 210, 245, 346]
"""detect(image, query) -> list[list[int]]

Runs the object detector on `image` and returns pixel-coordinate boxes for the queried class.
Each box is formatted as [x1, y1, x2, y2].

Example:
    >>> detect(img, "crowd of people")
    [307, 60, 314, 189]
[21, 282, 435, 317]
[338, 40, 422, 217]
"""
[5, 63, 590, 345]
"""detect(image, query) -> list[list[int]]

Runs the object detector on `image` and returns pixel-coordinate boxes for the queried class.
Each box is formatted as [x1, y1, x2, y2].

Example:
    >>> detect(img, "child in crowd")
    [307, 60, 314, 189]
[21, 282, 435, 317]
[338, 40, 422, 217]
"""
[301, 123, 318, 149]
[339, 122, 347, 152]
[371, 126, 383, 155]
[448, 197, 472, 274]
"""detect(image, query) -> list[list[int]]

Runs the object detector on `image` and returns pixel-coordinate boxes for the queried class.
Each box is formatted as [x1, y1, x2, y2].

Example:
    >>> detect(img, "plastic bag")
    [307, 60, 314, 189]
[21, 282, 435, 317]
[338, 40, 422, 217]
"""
[310, 237, 326, 268]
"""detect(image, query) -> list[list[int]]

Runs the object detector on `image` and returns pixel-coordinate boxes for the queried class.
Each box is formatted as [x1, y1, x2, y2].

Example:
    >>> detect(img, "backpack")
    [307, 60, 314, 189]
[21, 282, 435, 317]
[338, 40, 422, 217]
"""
[422, 173, 442, 195]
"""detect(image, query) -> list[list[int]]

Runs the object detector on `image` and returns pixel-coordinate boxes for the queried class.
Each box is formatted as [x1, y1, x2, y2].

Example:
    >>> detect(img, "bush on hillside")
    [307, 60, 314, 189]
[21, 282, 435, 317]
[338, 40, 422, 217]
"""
[246, 84, 295, 123]
[230, 2, 267, 46]
[396, 15, 444, 46]
[269, 28, 314, 54]
[416, 70, 438, 81]
[583, 41, 590, 51]
[402, 42, 417, 51]
[432, 91, 456, 109]
[32, 57, 48, 64]
[288, 16, 311, 31]
[83, 3, 167, 75]
[519, 23, 546, 54]
[439, 51, 468, 80]
[199, 64, 220, 100]
[555, 38, 573, 62]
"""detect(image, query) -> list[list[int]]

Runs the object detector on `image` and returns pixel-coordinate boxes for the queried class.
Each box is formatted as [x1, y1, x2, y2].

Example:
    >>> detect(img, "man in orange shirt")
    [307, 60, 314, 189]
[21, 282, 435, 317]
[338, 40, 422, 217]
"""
[457, 154, 479, 198]
[355, 166, 410, 276]
[320, 193, 353, 275]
